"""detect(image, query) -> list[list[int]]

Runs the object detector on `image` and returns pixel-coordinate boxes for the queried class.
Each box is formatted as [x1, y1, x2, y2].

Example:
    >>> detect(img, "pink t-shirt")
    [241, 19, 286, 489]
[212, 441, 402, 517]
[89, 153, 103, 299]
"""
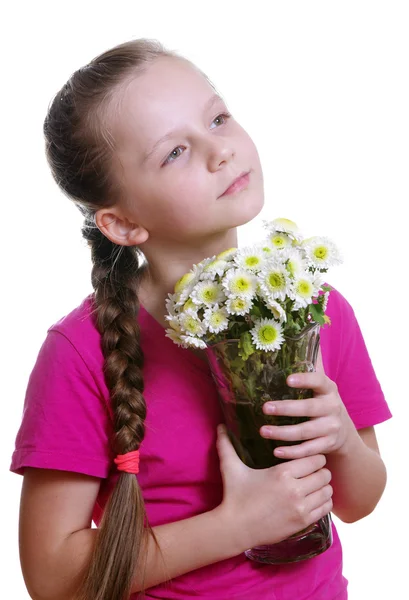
[10, 288, 391, 599]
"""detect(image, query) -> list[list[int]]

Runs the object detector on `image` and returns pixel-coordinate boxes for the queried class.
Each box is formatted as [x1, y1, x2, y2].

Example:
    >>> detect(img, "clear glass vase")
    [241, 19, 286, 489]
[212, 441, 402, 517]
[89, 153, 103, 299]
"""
[205, 322, 332, 564]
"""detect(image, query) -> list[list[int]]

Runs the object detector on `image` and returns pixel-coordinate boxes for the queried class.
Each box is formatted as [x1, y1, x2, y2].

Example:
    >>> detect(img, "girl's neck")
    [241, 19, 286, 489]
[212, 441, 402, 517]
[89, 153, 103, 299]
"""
[138, 228, 238, 322]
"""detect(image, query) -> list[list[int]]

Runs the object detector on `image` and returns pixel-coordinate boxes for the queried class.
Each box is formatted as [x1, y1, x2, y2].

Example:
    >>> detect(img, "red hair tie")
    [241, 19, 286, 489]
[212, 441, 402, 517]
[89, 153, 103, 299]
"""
[114, 449, 140, 474]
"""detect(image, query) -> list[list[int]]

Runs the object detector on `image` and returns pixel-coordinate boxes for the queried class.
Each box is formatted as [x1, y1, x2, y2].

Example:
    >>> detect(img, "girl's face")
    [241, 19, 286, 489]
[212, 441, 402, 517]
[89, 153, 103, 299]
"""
[107, 56, 264, 244]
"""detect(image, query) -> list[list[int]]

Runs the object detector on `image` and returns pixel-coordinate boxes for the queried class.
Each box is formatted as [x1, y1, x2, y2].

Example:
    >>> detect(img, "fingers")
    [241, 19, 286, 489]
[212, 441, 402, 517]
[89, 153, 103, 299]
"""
[286, 372, 335, 395]
[260, 418, 331, 442]
[273, 437, 331, 459]
[300, 467, 332, 496]
[216, 424, 239, 466]
[280, 454, 327, 479]
[305, 486, 334, 520]
[262, 397, 337, 418]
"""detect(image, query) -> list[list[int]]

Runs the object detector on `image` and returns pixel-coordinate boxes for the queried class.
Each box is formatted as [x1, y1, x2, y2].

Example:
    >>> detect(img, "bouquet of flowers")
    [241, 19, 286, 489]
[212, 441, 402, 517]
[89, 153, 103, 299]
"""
[165, 218, 342, 355]
[165, 218, 342, 564]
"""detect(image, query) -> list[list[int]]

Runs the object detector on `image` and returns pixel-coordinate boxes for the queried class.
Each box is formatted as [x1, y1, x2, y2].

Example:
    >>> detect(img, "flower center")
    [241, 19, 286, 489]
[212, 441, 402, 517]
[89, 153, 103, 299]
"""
[314, 246, 328, 260]
[260, 326, 277, 343]
[298, 281, 310, 294]
[236, 278, 249, 291]
[268, 273, 285, 289]
[271, 235, 286, 248]
[245, 256, 259, 267]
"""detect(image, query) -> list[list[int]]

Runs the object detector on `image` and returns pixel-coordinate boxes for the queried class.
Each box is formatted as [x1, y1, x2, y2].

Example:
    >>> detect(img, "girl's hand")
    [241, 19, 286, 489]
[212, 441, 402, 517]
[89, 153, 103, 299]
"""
[216, 424, 333, 551]
[260, 350, 357, 460]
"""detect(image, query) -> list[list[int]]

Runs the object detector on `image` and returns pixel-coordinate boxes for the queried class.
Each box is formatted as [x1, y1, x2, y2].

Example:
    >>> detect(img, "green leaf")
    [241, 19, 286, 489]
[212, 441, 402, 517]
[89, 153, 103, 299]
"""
[251, 305, 262, 318]
[238, 331, 256, 361]
[308, 302, 325, 325]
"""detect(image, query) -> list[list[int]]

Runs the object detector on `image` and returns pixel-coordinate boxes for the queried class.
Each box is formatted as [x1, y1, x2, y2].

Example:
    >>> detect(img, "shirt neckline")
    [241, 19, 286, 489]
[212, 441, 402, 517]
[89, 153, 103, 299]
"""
[139, 304, 211, 374]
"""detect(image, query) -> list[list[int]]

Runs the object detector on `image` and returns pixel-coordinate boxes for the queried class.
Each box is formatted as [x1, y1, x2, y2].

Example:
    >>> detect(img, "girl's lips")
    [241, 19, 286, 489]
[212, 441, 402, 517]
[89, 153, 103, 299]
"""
[219, 171, 250, 197]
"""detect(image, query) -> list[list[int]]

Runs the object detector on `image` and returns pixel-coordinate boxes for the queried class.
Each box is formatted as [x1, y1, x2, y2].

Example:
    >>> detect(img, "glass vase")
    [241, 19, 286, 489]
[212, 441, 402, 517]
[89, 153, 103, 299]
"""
[205, 322, 332, 564]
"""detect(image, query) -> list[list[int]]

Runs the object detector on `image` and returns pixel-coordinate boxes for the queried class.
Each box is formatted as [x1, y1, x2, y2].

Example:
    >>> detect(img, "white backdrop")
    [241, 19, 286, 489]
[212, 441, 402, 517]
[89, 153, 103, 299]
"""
[2, 1, 407, 598]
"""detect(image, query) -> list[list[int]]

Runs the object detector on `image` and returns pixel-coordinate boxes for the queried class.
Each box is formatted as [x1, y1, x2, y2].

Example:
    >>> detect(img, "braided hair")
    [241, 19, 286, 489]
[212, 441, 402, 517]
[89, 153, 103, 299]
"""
[43, 39, 179, 600]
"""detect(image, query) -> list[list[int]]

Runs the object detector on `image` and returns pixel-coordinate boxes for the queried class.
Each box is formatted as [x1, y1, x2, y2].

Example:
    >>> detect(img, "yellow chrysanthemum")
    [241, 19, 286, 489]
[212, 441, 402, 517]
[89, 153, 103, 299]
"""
[183, 297, 198, 314]
[271, 218, 299, 235]
[174, 272, 195, 294]
[216, 247, 237, 261]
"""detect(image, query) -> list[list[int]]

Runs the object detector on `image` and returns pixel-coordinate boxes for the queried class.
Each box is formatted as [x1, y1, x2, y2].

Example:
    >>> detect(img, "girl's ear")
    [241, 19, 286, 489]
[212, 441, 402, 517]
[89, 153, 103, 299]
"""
[94, 208, 149, 246]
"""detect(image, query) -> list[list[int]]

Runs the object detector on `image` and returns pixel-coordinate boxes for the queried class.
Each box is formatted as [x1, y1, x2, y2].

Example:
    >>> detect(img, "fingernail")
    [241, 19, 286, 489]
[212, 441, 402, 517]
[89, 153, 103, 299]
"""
[275, 449, 285, 457]
[264, 403, 277, 414]
[287, 375, 298, 385]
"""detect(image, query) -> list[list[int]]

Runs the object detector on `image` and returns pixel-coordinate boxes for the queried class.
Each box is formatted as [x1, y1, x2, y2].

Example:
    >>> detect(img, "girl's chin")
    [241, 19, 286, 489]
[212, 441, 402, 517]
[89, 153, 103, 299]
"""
[228, 193, 265, 227]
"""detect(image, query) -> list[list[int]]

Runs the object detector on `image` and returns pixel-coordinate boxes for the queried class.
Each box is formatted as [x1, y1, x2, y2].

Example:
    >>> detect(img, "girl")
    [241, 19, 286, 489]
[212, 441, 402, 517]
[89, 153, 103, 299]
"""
[10, 39, 391, 600]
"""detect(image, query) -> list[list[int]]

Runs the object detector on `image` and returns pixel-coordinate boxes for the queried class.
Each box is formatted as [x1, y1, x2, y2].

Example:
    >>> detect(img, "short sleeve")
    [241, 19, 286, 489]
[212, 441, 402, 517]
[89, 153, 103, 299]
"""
[322, 289, 392, 430]
[10, 330, 113, 478]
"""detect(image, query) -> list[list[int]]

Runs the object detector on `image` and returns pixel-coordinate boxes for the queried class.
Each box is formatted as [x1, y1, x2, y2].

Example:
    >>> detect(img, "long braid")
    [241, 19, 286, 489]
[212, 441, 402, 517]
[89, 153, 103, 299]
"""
[42, 39, 175, 600]
[78, 217, 154, 599]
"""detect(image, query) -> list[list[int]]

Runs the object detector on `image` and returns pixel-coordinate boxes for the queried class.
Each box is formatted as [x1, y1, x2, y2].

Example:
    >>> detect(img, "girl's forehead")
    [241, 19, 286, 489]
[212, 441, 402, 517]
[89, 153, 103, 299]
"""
[111, 57, 220, 152]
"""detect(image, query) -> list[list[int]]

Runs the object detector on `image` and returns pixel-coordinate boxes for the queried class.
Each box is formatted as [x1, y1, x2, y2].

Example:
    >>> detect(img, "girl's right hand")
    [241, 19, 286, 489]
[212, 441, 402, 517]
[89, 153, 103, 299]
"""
[215, 424, 333, 552]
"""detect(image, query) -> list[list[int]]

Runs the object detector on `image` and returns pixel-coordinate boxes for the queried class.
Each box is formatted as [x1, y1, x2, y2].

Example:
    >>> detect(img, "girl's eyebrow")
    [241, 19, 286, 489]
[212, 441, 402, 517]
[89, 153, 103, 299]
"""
[142, 93, 223, 163]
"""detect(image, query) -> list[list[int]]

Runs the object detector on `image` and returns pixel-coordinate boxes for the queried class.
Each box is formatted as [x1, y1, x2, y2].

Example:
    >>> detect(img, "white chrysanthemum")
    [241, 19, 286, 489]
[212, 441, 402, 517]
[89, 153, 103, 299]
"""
[234, 246, 266, 272]
[251, 318, 284, 351]
[165, 328, 185, 346]
[259, 262, 291, 301]
[222, 268, 258, 299]
[281, 248, 308, 278]
[269, 232, 292, 249]
[322, 291, 330, 312]
[165, 293, 178, 317]
[203, 305, 229, 333]
[164, 314, 183, 332]
[264, 298, 287, 323]
[216, 247, 237, 261]
[201, 258, 229, 280]
[291, 276, 316, 309]
[179, 313, 206, 337]
[190, 256, 217, 279]
[190, 280, 226, 307]
[182, 297, 199, 316]
[226, 296, 253, 316]
[263, 218, 303, 242]
[180, 335, 207, 349]
[302, 237, 343, 269]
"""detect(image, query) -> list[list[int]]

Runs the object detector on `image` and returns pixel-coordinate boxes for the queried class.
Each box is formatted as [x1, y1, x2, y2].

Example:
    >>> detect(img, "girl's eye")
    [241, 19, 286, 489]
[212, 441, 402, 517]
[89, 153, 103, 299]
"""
[163, 146, 184, 165]
[211, 112, 232, 128]
[162, 112, 232, 165]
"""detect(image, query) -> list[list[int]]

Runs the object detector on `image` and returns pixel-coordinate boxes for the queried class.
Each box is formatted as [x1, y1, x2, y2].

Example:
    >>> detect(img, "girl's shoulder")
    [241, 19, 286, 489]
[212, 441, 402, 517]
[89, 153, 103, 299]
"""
[49, 292, 99, 341]
[46, 293, 105, 375]
[321, 284, 392, 429]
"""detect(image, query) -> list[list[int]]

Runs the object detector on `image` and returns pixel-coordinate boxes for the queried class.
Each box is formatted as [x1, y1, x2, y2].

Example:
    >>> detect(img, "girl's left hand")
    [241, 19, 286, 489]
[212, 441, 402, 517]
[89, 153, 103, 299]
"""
[260, 350, 357, 459]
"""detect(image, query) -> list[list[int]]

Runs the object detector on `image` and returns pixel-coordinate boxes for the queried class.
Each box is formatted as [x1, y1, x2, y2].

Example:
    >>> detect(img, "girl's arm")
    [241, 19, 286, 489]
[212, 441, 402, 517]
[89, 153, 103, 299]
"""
[20, 440, 332, 600]
[324, 425, 387, 523]
[19, 468, 238, 600]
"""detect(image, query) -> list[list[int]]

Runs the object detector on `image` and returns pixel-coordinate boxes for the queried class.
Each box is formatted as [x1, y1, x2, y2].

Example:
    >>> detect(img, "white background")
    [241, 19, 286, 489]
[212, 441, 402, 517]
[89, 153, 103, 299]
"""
[1, 1, 408, 597]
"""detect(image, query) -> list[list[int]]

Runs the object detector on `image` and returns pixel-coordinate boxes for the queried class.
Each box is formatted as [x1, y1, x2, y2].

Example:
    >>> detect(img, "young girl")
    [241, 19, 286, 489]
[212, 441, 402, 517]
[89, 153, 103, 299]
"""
[10, 39, 391, 600]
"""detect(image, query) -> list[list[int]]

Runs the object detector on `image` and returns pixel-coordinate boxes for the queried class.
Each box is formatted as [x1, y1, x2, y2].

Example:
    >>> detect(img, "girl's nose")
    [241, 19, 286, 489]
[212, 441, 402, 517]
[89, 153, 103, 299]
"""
[207, 139, 235, 172]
